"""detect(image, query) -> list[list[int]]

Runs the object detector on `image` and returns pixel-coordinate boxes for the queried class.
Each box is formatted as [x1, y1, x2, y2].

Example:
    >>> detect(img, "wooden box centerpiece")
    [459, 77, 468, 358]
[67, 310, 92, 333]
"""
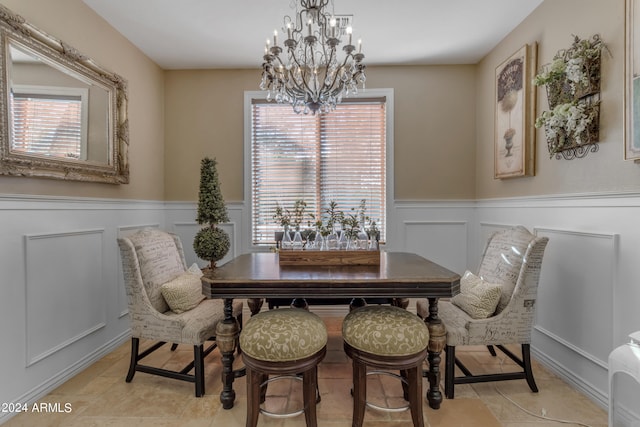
[278, 249, 381, 266]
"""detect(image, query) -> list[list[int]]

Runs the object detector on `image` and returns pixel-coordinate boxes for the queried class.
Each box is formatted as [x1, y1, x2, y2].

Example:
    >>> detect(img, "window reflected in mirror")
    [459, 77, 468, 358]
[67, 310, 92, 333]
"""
[8, 43, 110, 165]
[11, 85, 86, 161]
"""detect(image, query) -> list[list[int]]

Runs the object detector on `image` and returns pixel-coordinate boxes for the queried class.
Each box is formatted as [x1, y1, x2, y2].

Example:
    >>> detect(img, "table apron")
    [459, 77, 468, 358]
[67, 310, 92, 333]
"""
[203, 288, 456, 299]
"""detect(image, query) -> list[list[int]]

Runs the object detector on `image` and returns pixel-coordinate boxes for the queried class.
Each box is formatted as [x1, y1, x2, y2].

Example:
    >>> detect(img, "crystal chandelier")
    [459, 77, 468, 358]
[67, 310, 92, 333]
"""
[259, 0, 366, 115]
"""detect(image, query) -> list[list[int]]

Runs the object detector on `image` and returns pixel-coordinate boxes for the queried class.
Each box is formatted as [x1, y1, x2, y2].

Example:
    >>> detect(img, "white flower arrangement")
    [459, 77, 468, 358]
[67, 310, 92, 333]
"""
[533, 35, 605, 97]
[532, 34, 605, 157]
[534, 100, 600, 156]
[565, 58, 590, 90]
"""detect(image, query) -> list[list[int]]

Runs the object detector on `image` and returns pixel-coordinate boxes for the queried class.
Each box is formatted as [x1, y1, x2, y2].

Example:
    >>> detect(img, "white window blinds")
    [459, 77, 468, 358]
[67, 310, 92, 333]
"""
[10, 87, 86, 160]
[251, 98, 386, 245]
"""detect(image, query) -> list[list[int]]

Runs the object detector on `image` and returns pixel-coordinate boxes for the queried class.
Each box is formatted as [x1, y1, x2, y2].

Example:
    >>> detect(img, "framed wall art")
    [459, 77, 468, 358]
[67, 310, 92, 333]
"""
[625, 0, 640, 161]
[494, 43, 537, 178]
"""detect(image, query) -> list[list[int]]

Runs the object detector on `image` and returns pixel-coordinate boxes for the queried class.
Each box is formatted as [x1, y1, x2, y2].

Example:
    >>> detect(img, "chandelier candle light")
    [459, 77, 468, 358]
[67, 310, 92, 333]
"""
[260, 0, 366, 114]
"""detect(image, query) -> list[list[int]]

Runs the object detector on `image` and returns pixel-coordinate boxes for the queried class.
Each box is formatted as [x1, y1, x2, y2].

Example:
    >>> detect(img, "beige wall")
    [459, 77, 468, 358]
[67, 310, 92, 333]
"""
[475, 0, 632, 198]
[0, 0, 165, 200]
[163, 65, 477, 201]
[164, 69, 252, 202]
[368, 66, 477, 200]
[6, 1, 627, 202]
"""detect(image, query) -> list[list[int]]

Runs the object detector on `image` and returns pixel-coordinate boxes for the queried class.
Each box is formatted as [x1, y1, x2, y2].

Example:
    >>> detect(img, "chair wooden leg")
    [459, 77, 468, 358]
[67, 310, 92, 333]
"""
[352, 359, 367, 427]
[487, 345, 497, 356]
[522, 344, 539, 393]
[407, 366, 425, 427]
[444, 345, 455, 399]
[303, 367, 319, 427]
[126, 338, 139, 382]
[194, 344, 205, 397]
[246, 368, 261, 427]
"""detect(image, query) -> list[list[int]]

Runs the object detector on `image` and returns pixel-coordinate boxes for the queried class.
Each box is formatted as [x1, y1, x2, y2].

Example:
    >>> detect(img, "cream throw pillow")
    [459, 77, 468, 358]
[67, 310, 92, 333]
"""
[451, 270, 502, 319]
[161, 264, 205, 314]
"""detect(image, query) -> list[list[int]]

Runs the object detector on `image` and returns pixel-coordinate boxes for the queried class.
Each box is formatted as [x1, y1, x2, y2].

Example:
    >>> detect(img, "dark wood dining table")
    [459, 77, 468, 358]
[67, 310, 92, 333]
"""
[201, 251, 460, 411]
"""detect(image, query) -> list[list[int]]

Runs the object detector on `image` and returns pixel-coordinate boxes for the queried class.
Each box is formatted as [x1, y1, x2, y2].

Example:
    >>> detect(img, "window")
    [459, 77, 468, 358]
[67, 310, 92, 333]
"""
[248, 93, 390, 246]
[10, 85, 88, 160]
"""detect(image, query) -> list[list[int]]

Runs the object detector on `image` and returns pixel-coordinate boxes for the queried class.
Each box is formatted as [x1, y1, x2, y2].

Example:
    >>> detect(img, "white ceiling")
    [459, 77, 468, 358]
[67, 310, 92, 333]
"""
[82, 0, 544, 70]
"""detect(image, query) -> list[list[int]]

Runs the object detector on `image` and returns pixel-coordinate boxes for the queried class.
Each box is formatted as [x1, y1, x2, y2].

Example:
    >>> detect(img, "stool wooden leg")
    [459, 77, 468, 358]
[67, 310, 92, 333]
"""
[303, 367, 319, 427]
[400, 369, 409, 401]
[352, 359, 367, 427]
[246, 368, 261, 427]
[407, 365, 425, 427]
[259, 373, 268, 404]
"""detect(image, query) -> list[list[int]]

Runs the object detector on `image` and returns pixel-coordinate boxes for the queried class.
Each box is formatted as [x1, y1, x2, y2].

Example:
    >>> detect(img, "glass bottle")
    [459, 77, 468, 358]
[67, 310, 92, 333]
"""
[292, 229, 304, 250]
[357, 230, 369, 250]
[338, 229, 348, 250]
[281, 225, 292, 250]
[368, 230, 379, 250]
[314, 231, 324, 250]
[325, 229, 339, 250]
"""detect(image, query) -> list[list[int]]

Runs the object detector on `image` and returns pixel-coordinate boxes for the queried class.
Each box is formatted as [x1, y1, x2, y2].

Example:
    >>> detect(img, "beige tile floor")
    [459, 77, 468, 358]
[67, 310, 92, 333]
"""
[3, 317, 607, 427]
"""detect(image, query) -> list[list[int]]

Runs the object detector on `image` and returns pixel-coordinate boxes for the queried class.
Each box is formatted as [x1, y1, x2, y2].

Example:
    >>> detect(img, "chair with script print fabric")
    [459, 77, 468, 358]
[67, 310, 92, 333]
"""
[118, 228, 242, 397]
[417, 225, 548, 399]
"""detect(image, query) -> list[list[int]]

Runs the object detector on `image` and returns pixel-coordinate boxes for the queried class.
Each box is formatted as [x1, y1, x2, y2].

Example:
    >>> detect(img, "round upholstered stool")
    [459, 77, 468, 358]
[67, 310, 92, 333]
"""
[342, 305, 430, 427]
[239, 308, 327, 427]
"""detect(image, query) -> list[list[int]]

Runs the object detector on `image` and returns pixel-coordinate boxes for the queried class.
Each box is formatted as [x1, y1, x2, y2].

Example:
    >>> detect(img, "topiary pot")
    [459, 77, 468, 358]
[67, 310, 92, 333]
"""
[193, 226, 230, 268]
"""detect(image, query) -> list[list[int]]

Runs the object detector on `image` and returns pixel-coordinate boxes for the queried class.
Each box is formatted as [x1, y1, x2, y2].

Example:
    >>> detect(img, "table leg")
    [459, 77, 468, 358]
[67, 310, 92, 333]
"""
[348, 298, 367, 311]
[217, 298, 240, 409]
[391, 297, 410, 309]
[291, 298, 309, 310]
[247, 298, 263, 316]
[424, 297, 446, 409]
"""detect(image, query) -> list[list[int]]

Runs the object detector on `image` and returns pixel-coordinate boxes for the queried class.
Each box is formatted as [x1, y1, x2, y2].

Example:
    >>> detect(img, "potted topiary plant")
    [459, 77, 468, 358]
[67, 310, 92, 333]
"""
[193, 157, 230, 269]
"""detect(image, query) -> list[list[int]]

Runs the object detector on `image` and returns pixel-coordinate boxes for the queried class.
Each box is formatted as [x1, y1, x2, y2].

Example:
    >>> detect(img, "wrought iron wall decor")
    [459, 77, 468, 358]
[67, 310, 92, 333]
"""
[533, 34, 607, 160]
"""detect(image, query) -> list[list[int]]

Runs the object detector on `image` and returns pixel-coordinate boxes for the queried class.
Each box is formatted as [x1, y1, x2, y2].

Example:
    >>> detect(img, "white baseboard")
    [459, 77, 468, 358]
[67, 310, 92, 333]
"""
[531, 347, 608, 410]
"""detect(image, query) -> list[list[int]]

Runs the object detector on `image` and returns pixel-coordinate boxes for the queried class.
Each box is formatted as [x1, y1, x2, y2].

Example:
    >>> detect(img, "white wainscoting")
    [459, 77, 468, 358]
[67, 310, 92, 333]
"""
[534, 228, 617, 369]
[3, 192, 640, 425]
[402, 220, 468, 275]
[0, 194, 166, 425]
[477, 194, 640, 424]
[392, 200, 476, 274]
[25, 229, 107, 367]
[165, 201, 244, 267]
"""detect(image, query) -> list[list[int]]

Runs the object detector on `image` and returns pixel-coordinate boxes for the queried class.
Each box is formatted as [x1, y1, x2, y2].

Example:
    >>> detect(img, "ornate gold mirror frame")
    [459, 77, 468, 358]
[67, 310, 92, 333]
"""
[0, 4, 129, 184]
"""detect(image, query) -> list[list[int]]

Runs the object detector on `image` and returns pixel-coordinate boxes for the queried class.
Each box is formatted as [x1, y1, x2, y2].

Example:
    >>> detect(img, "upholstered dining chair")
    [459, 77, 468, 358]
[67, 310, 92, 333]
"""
[417, 225, 548, 399]
[118, 228, 242, 397]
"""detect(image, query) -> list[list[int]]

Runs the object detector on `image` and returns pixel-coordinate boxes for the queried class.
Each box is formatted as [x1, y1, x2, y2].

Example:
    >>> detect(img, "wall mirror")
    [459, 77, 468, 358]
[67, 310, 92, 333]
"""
[0, 4, 129, 184]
